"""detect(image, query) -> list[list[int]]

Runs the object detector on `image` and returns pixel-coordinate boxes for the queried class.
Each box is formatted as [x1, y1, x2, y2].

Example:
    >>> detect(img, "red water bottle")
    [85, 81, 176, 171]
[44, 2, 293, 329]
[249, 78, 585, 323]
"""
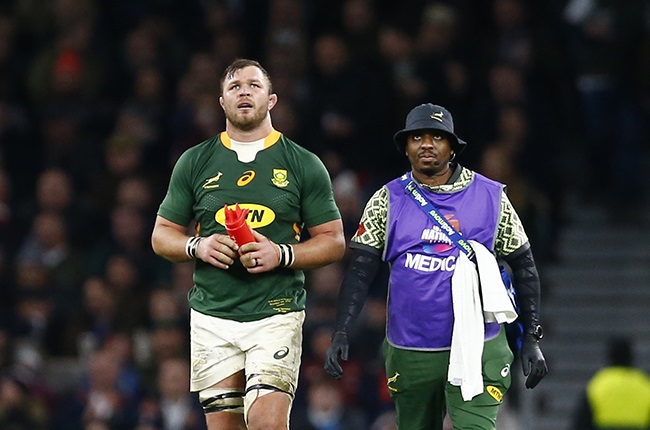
[225, 204, 256, 246]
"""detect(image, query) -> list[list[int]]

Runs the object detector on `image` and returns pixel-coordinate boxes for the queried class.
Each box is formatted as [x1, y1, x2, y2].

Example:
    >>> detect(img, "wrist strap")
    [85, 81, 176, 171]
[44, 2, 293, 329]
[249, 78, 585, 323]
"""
[185, 236, 202, 259]
[278, 244, 295, 267]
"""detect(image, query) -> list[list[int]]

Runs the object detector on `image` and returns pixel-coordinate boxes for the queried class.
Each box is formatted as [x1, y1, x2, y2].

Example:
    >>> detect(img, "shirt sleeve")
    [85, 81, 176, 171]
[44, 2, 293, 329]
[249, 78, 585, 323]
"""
[157, 151, 196, 227]
[299, 152, 341, 228]
[494, 189, 530, 258]
[349, 186, 387, 254]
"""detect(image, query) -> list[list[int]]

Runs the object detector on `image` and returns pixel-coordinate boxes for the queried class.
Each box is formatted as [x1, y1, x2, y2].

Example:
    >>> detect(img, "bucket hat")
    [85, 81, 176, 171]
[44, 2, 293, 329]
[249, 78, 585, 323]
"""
[393, 103, 466, 154]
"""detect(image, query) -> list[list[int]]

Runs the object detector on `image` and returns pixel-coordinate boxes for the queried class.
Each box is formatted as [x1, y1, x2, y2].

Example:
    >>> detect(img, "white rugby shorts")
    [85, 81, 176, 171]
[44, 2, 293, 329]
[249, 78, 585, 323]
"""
[189, 309, 305, 393]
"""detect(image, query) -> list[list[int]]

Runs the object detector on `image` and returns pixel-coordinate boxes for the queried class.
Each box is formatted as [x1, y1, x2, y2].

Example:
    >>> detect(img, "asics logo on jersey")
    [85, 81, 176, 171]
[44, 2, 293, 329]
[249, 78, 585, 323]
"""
[273, 347, 289, 360]
[237, 170, 256, 186]
[431, 111, 444, 122]
[203, 172, 223, 189]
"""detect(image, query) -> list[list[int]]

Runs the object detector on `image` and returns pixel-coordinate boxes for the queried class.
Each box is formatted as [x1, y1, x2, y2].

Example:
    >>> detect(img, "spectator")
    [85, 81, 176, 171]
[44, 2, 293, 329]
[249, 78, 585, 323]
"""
[86, 132, 146, 216]
[563, 0, 648, 209]
[61, 276, 138, 357]
[478, 143, 554, 263]
[16, 210, 87, 294]
[0, 367, 49, 429]
[291, 376, 368, 430]
[52, 347, 139, 430]
[304, 32, 391, 179]
[136, 357, 205, 430]
[413, 3, 472, 116]
[339, 0, 381, 68]
[15, 167, 96, 250]
[88, 203, 168, 286]
[9, 259, 68, 356]
[114, 175, 159, 219]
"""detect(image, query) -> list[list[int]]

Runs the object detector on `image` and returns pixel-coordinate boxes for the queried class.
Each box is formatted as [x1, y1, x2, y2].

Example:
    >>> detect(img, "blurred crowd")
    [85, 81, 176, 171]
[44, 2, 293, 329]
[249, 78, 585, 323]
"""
[0, 0, 648, 429]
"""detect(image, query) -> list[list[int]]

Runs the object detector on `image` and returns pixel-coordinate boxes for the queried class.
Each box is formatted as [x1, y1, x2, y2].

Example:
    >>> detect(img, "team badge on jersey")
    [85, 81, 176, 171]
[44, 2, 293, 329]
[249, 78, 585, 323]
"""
[203, 172, 223, 189]
[271, 169, 289, 188]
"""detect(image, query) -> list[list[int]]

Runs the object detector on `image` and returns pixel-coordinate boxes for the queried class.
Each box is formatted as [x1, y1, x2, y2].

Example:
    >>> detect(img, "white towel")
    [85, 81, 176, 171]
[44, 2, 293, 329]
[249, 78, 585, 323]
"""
[473, 241, 518, 325]
[448, 240, 518, 401]
[448, 250, 484, 401]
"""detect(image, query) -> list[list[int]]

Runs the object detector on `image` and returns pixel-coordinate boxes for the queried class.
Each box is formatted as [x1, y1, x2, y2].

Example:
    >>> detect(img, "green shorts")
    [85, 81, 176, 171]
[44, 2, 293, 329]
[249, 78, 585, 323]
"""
[384, 326, 514, 430]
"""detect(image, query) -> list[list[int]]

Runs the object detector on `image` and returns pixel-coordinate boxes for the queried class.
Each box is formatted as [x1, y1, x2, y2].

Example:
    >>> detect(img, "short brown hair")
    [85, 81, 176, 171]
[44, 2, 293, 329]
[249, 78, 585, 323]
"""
[220, 58, 273, 94]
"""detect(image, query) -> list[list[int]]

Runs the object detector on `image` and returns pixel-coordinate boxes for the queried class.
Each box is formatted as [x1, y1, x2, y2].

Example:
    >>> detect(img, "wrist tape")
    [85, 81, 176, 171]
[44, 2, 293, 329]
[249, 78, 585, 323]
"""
[277, 244, 295, 267]
[185, 236, 202, 259]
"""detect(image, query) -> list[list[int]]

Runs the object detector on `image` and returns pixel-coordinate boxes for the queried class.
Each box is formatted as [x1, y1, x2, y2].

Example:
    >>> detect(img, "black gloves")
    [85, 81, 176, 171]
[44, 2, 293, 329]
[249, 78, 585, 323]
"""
[521, 334, 548, 388]
[323, 248, 380, 379]
[504, 247, 548, 389]
[324, 331, 349, 379]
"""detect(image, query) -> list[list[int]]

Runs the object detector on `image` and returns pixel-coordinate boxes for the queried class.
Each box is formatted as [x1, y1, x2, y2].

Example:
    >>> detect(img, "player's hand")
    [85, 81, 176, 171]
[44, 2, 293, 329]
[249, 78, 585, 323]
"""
[324, 331, 349, 380]
[196, 234, 238, 269]
[239, 229, 281, 273]
[521, 335, 548, 389]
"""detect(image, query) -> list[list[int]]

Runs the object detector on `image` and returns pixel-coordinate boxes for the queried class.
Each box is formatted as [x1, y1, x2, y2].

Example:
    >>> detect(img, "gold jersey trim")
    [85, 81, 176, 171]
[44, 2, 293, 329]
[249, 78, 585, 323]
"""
[220, 129, 282, 148]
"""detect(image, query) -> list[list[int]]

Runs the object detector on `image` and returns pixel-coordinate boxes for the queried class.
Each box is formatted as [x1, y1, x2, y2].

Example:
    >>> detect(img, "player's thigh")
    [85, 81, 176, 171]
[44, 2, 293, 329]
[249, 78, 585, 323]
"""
[190, 309, 247, 392]
[242, 311, 305, 429]
[242, 310, 305, 396]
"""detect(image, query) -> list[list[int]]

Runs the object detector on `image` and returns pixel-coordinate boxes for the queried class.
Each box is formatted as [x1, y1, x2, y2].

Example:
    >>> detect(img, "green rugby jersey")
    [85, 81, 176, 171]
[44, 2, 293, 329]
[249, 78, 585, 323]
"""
[158, 130, 341, 321]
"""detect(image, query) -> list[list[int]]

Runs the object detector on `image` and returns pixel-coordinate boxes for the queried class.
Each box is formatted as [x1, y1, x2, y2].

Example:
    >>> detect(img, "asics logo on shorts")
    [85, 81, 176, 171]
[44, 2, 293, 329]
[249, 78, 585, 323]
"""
[501, 364, 510, 377]
[273, 347, 289, 359]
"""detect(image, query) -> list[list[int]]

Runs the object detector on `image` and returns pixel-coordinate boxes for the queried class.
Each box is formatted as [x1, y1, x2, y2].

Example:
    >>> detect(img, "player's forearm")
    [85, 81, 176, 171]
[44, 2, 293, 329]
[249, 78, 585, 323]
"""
[151, 217, 193, 263]
[291, 220, 346, 270]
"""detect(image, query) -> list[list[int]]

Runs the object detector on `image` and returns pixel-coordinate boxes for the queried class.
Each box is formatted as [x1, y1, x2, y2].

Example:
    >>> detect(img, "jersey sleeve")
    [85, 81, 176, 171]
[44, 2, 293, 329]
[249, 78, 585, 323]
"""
[157, 150, 196, 227]
[494, 189, 530, 258]
[349, 186, 387, 254]
[299, 152, 341, 228]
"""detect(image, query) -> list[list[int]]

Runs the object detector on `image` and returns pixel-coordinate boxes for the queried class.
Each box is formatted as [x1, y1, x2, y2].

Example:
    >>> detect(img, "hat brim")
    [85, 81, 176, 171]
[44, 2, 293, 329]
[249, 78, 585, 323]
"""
[393, 128, 466, 155]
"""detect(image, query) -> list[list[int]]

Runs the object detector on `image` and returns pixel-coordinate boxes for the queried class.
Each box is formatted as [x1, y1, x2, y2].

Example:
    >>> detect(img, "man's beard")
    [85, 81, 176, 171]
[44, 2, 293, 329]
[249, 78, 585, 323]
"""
[227, 107, 266, 131]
